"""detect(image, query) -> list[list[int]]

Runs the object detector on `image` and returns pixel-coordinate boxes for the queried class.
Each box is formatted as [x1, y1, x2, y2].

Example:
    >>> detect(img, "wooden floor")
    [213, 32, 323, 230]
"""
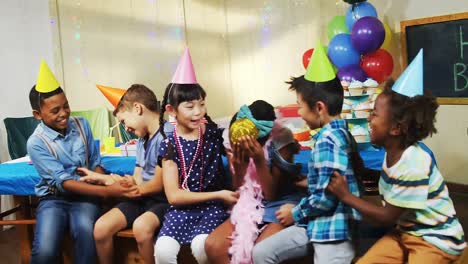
[2, 191, 468, 264]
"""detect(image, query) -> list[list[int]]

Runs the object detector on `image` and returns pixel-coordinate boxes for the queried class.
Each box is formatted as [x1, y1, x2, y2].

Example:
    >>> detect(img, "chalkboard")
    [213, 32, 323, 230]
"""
[401, 12, 468, 104]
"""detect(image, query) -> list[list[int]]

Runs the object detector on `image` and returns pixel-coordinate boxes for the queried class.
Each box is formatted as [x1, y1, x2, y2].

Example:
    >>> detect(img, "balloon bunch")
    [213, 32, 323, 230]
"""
[302, 1, 393, 84]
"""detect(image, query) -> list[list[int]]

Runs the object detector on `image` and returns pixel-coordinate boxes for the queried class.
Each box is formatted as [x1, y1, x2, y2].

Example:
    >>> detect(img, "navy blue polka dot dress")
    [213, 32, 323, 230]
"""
[157, 125, 229, 245]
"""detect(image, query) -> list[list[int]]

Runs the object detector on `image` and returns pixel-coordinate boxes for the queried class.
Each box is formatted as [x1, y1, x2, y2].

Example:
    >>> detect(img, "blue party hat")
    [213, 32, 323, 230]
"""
[392, 49, 423, 97]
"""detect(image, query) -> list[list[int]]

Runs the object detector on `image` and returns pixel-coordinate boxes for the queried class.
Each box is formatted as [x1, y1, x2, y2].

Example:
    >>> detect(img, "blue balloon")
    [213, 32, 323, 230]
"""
[327, 34, 361, 69]
[345, 2, 378, 31]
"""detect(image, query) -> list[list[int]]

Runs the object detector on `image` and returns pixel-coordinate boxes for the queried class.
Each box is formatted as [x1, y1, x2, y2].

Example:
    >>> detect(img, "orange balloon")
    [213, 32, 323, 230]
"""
[96, 84, 126, 108]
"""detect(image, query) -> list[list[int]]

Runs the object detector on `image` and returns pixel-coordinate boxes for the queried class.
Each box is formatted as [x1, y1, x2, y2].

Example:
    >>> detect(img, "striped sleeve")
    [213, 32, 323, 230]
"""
[380, 164, 429, 210]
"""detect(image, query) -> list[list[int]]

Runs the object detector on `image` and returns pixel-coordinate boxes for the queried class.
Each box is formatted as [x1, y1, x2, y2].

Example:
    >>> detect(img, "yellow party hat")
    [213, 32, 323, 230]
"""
[304, 42, 336, 82]
[36, 60, 61, 93]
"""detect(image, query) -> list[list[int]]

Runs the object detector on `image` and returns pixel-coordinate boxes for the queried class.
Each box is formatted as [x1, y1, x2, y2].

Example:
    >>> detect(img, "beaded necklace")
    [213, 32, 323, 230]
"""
[173, 125, 204, 191]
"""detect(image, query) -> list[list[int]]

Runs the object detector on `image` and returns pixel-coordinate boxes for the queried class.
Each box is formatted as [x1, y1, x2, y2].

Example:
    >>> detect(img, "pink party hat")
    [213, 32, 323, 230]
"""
[171, 48, 198, 84]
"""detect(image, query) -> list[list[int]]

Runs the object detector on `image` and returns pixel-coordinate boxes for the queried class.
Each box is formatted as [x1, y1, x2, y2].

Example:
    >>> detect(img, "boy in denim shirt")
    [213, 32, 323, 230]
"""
[27, 61, 136, 264]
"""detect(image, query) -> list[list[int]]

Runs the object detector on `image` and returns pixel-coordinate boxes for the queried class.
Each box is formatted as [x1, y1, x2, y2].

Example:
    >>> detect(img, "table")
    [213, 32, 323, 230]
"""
[0, 156, 136, 195]
[0, 150, 386, 195]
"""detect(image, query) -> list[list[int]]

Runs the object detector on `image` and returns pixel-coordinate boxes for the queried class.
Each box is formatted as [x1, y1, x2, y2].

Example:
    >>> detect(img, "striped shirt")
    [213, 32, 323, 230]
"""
[380, 143, 466, 255]
[292, 119, 361, 242]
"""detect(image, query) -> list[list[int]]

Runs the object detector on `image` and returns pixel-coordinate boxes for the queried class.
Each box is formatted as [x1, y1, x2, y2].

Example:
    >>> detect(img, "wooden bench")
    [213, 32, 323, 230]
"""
[4, 195, 466, 264]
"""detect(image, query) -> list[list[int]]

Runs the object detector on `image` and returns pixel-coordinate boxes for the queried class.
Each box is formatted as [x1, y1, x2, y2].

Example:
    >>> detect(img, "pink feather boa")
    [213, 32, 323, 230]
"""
[228, 141, 271, 264]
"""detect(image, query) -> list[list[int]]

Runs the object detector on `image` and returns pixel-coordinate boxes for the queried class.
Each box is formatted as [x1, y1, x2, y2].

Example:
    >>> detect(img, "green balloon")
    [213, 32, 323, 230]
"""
[327, 16, 349, 41]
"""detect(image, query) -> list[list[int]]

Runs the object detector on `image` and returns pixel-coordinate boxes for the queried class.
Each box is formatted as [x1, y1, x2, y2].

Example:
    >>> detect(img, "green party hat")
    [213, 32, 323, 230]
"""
[304, 41, 336, 82]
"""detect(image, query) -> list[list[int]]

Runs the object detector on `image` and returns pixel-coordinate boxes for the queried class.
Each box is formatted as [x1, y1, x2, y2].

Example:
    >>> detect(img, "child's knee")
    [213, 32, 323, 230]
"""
[132, 217, 157, 243]
[155, 236, 180, 264]
[252, 242, 270, 264]
[204, 233, 226, 258]
[71, 220, 95, 242]
[191, 234, 209, 264]
[93, 218, 113, 241]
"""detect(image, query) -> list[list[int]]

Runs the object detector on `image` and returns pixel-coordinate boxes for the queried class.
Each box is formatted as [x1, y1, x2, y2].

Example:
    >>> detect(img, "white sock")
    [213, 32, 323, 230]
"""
[154, 236, 180, 264]
[191, 234, 209, 264]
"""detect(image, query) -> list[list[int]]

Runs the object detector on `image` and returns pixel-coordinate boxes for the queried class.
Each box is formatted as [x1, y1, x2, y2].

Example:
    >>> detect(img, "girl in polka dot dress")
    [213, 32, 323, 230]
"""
[154, 81, 239, 264]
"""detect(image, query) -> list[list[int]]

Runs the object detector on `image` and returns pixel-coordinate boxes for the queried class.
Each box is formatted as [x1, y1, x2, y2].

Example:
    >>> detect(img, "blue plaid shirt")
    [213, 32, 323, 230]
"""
[291, 119, 361, 242]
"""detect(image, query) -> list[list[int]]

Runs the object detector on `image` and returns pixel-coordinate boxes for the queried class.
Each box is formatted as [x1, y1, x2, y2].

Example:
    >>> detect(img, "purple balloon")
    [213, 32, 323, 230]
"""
[337, 65, 368, 82]
[351, 17, 385, 54]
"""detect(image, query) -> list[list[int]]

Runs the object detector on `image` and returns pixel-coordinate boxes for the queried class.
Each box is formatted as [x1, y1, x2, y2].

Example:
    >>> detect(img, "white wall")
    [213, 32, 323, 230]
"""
[0, 0, 53, 226]
[53, 0, 325, 119]
[321, 0, 468, 184]
[0, 0, 54, 162]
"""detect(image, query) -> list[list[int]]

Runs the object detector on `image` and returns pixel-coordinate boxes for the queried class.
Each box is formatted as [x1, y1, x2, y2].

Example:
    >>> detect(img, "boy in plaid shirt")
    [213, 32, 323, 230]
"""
[253, 44, 360, 264]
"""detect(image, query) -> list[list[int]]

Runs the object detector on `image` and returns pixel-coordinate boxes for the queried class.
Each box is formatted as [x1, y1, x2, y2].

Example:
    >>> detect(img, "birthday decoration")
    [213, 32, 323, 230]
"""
[172, 47, 198, 84]
[301, 1, 394, 85]
[392, 49, 424, 97]
[305, 42, 336, 82]
[302, 48, 314, 69]
[327, 16, 349, 41]
[296, 0, 395, 151]
[345, 1, 377, 31]
[351, 16, 385, 54]
[36, 60, 61, 93]
[343, 0, 367, 4]
[96, 84, 126, 108]
[360, 49, 394, 83]
[229, 118, 259, 144]
[328, 33, 360, 69]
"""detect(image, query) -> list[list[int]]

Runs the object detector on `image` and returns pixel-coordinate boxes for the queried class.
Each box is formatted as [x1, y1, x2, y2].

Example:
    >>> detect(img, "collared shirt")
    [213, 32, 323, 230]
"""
[380, 143, 466, 255]
[27, 117, 101, 197]
[292, 119, 361, 242]
[136, 122, 172, 182]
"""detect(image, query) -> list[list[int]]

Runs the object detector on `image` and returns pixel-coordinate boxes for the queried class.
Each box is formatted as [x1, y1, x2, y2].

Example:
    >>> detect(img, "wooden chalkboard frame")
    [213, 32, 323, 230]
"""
[401, 12, 468, 105]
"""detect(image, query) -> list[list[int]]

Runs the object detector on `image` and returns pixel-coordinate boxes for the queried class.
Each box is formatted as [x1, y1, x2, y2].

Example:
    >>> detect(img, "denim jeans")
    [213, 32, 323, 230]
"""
[30, 198, 100, 264]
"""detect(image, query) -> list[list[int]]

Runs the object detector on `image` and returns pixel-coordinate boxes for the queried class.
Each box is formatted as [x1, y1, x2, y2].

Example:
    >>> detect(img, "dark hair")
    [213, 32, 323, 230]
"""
[29, 85, 65, 111]
[382, 80, 438, 148]
[113, 84, 160, 116]
[229, 100, 276, 145]
[159, 83, 215, 139]
[286, 75, 343, 116]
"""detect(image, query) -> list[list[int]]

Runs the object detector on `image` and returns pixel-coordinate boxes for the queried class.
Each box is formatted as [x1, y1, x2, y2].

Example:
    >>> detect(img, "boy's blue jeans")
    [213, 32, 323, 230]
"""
[30, 198, 100, 264]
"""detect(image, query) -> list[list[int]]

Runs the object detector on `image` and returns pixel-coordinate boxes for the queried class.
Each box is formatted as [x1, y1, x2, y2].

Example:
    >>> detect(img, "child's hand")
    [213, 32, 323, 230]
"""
[240, 136, 265, 163]
[230, 142, 249, 176]
[122, 187, 141, 198]
[76, 167, 92, 177]
[106, 181, 139, 198]
[78, 168, 113, 185]
[119, 175, 136, 186]
[217, 190, 239, 206]
[275, 203, 295, 226]
[326, 171, 350, 200]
